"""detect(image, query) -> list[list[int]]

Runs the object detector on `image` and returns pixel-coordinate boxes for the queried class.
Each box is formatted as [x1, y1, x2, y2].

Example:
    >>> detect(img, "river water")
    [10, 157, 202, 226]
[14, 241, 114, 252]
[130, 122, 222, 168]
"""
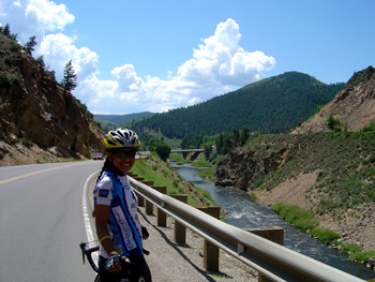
[170, 163, 375, 280]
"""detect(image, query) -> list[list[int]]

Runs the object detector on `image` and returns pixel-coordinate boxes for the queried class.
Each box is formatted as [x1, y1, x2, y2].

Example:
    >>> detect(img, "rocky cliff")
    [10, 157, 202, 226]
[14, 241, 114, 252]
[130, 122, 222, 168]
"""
[0, 32, 104, 166]
[292, 66, 375, 133]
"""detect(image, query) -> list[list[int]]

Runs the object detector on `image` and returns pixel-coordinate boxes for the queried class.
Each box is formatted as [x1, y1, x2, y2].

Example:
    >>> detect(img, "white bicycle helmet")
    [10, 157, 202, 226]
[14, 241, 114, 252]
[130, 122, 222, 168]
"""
[103, 128, 140, 150]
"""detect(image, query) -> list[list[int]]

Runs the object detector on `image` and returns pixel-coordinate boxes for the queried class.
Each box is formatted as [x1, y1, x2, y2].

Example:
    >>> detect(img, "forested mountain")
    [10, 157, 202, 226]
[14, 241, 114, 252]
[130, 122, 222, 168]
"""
[95, 112, 154, 131]
[132, 72, 344, 140]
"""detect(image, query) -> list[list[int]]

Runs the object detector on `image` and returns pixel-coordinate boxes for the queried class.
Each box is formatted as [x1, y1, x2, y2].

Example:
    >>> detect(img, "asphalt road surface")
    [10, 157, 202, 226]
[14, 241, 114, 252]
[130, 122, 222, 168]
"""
[0, 161, 104, 282]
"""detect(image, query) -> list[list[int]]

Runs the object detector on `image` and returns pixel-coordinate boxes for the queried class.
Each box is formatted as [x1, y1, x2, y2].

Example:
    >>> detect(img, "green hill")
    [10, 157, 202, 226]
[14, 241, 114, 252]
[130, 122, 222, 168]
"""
[132, 72, 344, 140]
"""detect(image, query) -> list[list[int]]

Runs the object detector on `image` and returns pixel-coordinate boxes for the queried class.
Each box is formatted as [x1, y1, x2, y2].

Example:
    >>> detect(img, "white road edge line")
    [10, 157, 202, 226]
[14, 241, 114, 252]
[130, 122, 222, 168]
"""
[83, 171, 99, 262]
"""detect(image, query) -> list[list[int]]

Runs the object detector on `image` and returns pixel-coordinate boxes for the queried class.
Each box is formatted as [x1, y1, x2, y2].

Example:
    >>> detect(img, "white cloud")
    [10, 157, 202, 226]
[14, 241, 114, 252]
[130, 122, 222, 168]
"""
[1, 1, 276, 115]
[25, 0, 74, 31]
[178, 18, 276, 89]
[39, 33, 99, 82]
[0, 0, 74, 43]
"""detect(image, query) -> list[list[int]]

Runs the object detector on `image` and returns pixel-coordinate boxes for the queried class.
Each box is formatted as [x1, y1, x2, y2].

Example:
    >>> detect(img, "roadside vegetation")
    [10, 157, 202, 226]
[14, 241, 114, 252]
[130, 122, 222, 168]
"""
[132, 153, 214, 207]
[271, 202, 375, 265]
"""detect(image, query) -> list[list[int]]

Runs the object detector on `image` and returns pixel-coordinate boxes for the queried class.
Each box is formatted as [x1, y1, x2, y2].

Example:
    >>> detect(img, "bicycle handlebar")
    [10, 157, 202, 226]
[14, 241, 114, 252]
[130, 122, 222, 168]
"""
[79, 242, 100, 273]
[79, 242, 150, 274]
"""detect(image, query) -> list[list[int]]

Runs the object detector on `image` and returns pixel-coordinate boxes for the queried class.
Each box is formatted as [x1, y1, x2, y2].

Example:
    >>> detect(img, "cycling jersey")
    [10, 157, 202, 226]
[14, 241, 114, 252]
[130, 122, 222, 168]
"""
[94, 168, 144, 258]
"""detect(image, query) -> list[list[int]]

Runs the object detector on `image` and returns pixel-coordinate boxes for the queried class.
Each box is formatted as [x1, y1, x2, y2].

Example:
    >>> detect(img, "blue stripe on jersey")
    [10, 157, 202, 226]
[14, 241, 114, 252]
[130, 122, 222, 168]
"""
[107, 170, 143, 257]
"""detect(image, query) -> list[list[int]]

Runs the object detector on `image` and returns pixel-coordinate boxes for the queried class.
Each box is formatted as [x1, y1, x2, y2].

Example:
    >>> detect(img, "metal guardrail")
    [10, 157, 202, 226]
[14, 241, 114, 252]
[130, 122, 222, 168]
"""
[129, 176, 365, 282]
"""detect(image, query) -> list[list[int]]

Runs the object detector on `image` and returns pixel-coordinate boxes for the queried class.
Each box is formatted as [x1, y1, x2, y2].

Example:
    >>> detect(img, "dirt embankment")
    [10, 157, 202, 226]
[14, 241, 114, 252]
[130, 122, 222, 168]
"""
[255, 171, 375, 254]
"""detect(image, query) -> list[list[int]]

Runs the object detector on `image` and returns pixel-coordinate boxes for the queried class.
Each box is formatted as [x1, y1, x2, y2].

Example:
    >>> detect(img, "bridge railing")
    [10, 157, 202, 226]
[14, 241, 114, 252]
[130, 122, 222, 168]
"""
[129, 176, 365, 282]
[170, 149, 204, 153]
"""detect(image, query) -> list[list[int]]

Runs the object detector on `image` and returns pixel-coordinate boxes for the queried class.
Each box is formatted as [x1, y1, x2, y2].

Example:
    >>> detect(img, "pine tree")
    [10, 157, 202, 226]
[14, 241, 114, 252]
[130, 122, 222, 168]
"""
[24, 36, 37, 55]
[61, 60, 77, 91]
[2, 24, 11, 36]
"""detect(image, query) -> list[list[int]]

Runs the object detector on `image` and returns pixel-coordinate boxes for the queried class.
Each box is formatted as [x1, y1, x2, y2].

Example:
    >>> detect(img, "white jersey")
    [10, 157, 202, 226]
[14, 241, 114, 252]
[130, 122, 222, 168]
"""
[94, 169, 143, 258]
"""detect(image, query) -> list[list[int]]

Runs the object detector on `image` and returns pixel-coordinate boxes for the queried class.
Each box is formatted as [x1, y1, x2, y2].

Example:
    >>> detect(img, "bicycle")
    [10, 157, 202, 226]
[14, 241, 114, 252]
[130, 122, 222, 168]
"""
[79, 242, 150, 282]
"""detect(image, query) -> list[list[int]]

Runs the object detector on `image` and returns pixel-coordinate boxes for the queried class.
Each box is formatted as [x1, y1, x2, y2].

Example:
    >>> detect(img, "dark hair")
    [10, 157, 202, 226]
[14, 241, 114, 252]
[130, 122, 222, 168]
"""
[96, 157, 111, 183]
[93, 157, 111, 218]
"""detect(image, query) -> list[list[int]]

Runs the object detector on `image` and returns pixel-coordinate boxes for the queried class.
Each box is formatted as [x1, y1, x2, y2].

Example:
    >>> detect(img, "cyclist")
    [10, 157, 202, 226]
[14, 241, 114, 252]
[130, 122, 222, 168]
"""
[94, 128, 152, 282]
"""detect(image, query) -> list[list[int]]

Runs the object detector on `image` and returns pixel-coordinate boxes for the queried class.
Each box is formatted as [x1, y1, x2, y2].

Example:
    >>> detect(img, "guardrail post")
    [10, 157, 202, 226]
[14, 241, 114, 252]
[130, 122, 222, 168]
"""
[197, 206, 221, 272]
[246, 226, 284, 245]
[142, 181, 154, 215]
[132, 176, 145, 207]
[246, 226, 284, 282]
[169, 194, 188, 244]
[152, 186, 167, 227]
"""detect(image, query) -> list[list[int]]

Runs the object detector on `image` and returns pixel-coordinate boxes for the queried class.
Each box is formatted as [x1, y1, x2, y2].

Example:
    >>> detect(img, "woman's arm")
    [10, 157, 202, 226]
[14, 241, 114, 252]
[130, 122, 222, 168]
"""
[95, 204, 118, 256]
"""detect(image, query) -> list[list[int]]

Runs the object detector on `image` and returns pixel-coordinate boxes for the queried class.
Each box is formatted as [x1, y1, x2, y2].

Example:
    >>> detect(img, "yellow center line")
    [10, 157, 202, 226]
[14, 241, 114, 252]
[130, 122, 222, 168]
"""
[0, 162, 89, 186]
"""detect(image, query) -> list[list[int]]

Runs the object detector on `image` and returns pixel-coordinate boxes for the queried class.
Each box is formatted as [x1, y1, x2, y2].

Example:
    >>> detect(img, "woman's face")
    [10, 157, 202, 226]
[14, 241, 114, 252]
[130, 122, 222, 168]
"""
[107, 148, 137, 174]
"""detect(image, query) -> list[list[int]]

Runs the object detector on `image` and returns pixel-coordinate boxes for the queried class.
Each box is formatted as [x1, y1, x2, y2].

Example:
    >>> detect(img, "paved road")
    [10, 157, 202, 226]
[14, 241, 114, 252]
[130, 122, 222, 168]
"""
[0, 161, 257, 281]
[0, 161, 103, 282]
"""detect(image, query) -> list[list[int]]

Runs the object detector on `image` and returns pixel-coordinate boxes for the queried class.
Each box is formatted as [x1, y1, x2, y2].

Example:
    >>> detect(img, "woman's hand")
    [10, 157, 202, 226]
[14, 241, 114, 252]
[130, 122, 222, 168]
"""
[105, 254, 122, 273]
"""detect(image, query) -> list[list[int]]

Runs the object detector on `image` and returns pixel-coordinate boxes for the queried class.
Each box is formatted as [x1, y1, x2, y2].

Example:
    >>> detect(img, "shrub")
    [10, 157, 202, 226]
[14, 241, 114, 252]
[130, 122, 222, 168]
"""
[21, 138, 32, 148]
[342, 243, 362, 255]
[271, 202, 318, 231]
[349, 250, 375, 263]
[10, 75, 20, 85]
[10, 42, 21, 52]
[0, 73, 11, 87]
[309, 227, 340, 243]
[326, 114, 341, 132]
[4, 56, 13, 65]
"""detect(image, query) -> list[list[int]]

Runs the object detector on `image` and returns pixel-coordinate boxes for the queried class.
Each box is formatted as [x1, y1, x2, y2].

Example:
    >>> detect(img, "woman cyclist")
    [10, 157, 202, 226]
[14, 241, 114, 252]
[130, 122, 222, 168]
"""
[93, 128, 152, 282]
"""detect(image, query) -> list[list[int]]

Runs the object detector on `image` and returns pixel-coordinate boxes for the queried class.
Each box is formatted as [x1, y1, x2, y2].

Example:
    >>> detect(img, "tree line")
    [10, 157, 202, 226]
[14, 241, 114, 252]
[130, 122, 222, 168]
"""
[132, 72, 345, 141]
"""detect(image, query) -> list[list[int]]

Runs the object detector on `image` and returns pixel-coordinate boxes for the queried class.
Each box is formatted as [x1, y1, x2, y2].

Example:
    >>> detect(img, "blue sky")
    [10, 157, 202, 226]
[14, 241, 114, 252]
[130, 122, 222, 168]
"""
[1, 0, 374, 115]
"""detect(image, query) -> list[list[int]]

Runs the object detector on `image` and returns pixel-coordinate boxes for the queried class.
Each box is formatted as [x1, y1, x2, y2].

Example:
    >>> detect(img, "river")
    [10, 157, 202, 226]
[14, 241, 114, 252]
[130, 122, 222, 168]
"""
[170, 163, 375, 280]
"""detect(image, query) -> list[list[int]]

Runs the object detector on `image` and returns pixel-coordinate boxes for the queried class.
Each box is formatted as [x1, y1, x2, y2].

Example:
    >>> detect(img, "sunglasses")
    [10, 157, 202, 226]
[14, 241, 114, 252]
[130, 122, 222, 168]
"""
[112, 150, 137, 158]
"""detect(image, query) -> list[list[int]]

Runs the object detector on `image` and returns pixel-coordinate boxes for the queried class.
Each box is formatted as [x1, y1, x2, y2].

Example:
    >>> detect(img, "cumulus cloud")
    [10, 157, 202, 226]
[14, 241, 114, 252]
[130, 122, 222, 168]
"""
[39, 33, 99, 82]
[0, 0, 74, 43]
[178, 19, 276, 89]
[0, 1, 276, 115]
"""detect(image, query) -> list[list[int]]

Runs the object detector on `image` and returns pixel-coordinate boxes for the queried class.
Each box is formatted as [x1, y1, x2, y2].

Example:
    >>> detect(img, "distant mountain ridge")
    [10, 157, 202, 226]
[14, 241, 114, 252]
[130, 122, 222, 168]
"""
[95, 112, 154, 131]
[132, 72, 344, 140]
[95, 112, 154, 124]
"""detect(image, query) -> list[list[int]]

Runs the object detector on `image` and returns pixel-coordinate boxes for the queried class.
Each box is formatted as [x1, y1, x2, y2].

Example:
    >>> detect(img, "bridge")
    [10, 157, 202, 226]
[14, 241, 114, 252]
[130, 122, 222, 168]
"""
[170, 149, 204, 153]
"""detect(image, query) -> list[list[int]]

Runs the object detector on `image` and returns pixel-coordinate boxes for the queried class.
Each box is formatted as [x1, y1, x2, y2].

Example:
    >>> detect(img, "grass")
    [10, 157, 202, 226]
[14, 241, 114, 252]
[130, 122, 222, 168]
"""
[271, 202, 318, 232]
[132, 153, 214, 207]
[271, 202, 375, 265]
[309, 227, 340, 243]
[349, 250, 375, 264]
[198, 166, 215, 180]
[169, 153, 190, 164]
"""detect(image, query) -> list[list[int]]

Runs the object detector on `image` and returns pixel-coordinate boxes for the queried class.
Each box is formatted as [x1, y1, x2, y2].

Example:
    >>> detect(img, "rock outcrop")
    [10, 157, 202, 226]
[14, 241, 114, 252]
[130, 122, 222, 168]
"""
[0, 32, 104, 165]
[215, 148, 288, 191]
[292, 66, 375, 134]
